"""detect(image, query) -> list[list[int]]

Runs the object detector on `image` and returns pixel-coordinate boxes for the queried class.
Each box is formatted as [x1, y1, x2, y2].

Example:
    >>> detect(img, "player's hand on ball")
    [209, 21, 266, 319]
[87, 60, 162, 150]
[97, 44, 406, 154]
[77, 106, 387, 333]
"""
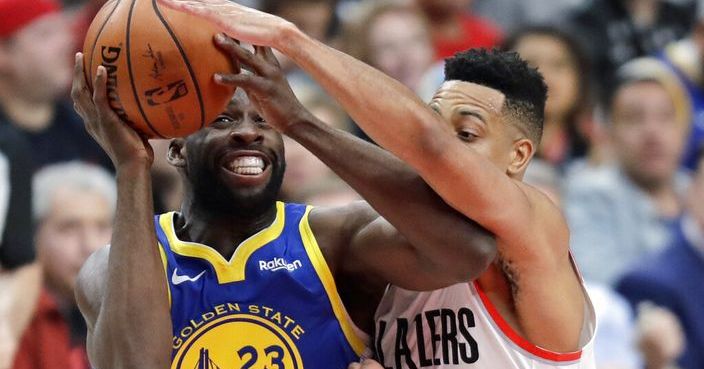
[212, 34, 312, 133]
[348, 359, 385, 369]
[157, 0, 294, 49]
[71, 53, 154, 169]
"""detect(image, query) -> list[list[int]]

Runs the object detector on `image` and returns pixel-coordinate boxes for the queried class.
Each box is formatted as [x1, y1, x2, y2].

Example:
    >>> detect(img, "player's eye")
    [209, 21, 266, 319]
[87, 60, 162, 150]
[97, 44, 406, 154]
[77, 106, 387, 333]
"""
[253, 115, 270, 128]
[212, 115, 235, 128]
[457, 130, 478, 142]
[215, 115, 234, 123]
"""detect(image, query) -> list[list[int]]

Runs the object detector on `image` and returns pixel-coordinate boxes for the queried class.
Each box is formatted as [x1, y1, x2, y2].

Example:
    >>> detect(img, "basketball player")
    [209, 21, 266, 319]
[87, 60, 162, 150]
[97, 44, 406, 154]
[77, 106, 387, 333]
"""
[69, 39, 496, 369]
[157, 1, 597, 368]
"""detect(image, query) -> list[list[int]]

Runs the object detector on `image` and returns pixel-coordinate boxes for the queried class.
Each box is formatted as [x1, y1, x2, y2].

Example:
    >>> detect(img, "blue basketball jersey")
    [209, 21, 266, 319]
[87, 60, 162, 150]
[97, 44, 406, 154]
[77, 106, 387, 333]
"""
[154, 202, 367, 369]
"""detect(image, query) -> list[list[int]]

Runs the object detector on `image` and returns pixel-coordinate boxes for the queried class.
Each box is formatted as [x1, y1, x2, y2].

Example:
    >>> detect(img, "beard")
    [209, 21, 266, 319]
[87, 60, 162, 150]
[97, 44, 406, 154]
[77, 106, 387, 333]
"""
[188, 160, 286, 218]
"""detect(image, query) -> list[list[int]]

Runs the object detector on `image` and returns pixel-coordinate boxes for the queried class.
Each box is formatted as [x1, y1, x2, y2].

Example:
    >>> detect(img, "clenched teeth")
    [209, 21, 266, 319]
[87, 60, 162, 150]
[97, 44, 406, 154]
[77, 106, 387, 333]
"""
[227, 156, 266, 175]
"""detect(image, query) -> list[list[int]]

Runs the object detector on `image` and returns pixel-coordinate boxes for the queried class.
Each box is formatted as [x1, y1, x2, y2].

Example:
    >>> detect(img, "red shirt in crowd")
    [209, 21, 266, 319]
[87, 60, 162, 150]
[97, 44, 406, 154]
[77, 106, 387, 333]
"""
[433, 13, 503, 60]
[12, 290, 90, 369]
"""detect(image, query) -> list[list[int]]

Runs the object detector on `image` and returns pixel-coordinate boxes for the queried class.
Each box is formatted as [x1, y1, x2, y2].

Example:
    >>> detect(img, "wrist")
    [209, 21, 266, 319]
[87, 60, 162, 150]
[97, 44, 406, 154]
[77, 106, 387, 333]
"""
[275, 21, 304, 56]
[115, 159, 152, 176]
[281, 108, 318, 137]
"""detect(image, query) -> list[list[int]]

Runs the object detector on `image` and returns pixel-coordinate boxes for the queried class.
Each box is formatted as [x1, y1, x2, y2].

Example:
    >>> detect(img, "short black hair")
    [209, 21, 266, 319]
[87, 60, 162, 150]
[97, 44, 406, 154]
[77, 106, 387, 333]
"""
[444, 48, 547, 144]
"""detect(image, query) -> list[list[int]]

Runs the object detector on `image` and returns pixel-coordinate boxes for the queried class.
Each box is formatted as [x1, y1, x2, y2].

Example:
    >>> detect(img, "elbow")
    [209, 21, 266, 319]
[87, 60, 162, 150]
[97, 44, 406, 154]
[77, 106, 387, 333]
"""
[447, 232, 497, 283]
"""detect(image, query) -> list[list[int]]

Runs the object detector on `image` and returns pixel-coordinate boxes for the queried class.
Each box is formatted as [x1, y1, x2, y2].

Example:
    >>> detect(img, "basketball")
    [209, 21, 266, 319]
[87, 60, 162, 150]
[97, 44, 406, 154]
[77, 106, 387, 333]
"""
[82, 0, 237, 138]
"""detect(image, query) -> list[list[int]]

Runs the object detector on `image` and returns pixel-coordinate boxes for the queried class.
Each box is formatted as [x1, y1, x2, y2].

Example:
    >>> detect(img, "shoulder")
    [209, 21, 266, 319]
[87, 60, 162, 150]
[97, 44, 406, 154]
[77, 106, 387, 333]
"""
[564, 165, 627, 213]
[308, 201, 378, 237]
[76, 245, 110, 328]
[565, 164, 622, 195]
[516, 179, 570, 242]
[614, 247, 684, 301]
[306, 202, 378, 270]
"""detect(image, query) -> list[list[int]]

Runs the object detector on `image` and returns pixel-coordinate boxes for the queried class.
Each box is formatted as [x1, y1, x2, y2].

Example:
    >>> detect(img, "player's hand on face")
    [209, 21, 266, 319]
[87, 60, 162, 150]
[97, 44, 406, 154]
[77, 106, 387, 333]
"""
[212, 34, 312, 133]
[157, 0, 294, 49]
[71, 53, 154, 169]
[348, 359, 385, 369]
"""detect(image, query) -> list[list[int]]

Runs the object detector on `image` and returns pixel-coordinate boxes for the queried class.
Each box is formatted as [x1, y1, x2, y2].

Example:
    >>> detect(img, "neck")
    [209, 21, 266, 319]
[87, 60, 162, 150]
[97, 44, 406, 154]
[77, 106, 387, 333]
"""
[631, 174, 681, 218]
[178, 195, 278, 259]
[0, 88, 55, 132]
[45, 283, 74, 311]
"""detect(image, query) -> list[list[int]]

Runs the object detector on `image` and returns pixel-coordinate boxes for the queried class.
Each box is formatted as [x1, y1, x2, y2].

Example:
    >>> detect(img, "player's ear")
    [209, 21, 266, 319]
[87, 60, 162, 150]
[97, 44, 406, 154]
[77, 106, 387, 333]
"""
[507, 138, 534, 176]
[167, 139, 187, 168]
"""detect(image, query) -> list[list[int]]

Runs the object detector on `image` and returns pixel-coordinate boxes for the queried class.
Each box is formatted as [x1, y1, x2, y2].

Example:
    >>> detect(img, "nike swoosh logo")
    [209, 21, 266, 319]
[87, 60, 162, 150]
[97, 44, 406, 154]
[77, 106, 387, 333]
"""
[171, 268, 206, 285]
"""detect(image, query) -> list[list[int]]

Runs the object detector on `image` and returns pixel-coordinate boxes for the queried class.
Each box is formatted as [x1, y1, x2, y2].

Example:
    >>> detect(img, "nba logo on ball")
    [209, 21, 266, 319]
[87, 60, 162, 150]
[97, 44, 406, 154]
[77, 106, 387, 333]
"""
[83, 0, 237, 138]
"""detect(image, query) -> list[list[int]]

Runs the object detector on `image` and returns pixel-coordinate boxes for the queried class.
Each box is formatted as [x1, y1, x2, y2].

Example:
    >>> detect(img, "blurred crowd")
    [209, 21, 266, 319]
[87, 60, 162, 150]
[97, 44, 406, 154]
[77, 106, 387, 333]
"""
[0, 0, 703, 369]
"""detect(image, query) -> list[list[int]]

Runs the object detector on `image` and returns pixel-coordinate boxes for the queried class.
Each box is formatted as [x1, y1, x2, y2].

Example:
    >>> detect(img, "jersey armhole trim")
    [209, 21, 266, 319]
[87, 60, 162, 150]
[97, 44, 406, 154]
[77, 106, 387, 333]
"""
[299, 206, 368, 357]
[472, 281, 582, 362]
[157, 241, 172, 307]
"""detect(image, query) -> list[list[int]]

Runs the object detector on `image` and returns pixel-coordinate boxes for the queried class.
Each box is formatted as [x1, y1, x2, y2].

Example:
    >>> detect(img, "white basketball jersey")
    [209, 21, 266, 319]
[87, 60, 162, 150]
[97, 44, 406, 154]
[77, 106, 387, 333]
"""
[373, 280, 596, 369]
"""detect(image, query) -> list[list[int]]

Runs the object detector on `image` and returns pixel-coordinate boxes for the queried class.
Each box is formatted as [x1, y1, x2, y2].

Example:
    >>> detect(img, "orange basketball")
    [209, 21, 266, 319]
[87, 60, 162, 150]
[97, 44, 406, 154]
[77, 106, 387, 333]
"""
[82, 0, 236, 138]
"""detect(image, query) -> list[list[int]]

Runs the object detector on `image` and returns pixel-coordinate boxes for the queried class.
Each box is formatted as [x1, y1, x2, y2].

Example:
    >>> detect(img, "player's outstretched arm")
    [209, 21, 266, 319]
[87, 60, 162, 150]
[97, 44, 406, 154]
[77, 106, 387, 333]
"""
[71, 53, 171, 369]
[211, 37, 495, 291]
[156, 0, 559, 257]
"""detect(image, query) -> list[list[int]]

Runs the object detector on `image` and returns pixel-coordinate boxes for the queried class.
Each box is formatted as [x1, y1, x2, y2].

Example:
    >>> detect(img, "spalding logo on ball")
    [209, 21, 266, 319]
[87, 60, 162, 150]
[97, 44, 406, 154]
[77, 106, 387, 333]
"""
[83, 0, 237, 138]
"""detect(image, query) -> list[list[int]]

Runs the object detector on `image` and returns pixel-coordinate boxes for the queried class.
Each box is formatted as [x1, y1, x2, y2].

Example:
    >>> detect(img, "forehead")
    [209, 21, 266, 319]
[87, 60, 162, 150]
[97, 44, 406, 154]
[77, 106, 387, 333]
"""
[614, 80, 669, 103]
[431, 81, 505, 114]
[225, 88, 255, 114]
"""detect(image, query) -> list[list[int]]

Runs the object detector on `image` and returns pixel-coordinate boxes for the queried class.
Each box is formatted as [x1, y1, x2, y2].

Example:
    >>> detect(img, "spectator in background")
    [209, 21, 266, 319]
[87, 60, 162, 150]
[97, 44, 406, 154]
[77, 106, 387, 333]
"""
[658, 4, 704, 171]
[569, 0, 694, 97]
[279, 92, 357, 204]
[616, 144, 704, 369]
[261, 0, 339, 43]
[0, 125, 41, 369]
[0, 0, 110, 170]
[472, 0, 587, 33]
[565, 58, 692, 285]
[345, 0, 434, 92]
[414, 0, 502, 60]
[71, 0, 107, 52]
[13, 162, 115, 369]
[504, 26, 601, 168]
[260, 0, 339, 74]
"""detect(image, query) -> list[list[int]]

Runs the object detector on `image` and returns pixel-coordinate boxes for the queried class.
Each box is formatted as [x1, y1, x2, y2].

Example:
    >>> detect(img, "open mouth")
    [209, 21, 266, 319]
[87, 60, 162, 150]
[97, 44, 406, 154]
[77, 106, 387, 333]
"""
[219, 150, 273, 183]
[225, 155, 268, 176]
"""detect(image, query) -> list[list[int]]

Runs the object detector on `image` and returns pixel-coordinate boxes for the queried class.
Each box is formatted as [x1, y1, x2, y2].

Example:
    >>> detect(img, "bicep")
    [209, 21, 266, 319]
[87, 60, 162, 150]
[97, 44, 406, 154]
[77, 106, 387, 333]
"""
[348, 216, 470, 291]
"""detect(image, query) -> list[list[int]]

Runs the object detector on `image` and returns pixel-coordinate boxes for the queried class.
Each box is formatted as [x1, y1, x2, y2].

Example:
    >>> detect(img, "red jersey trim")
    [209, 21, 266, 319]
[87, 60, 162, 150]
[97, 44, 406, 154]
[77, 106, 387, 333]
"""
[472, 281, 582, 362]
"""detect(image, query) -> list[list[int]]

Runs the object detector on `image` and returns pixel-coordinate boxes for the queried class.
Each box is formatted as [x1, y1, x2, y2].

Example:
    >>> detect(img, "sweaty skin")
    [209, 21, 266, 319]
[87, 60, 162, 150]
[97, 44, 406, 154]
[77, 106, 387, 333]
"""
[157, 0, 587, 353]
[71, 38, 495, 369]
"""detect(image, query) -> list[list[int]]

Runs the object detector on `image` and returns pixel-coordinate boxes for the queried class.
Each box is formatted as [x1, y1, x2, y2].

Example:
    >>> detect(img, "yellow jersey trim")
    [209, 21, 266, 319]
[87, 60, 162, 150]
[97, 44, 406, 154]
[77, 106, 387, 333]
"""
[299, 206, 367, 356]
[157, 242, 172, 307]
[158, 202, 286, 284]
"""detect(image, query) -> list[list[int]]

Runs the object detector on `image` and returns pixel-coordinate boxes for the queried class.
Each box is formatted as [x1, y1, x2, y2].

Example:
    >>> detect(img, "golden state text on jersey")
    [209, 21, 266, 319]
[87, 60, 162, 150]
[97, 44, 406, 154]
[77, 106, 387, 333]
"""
[154, 202, 368, 369]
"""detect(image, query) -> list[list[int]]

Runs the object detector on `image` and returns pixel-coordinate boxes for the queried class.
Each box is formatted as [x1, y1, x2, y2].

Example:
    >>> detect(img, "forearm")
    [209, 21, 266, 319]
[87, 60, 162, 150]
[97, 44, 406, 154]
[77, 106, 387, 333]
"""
[286, 116, 494, 281]
[95, 162, 170, 369]
[278, 28, 448, 169]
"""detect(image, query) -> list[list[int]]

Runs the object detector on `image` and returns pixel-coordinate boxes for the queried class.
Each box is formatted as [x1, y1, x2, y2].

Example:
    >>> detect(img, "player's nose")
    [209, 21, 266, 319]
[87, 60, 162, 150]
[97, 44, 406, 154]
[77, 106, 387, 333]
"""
[228, 120, 263, 146]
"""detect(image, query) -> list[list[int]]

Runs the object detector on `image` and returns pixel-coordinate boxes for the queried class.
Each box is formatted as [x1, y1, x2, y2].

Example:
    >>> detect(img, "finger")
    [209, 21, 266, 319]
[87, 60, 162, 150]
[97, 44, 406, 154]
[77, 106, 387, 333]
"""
[215, 34, 273, 76]
[92, 66, 121, 123]
[157, 0, 227, 25]
[255, 46, 281, 69]
[71, 53, 97, 119]
[348, 363, 361, 369]
[214, 72, 270, 92]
